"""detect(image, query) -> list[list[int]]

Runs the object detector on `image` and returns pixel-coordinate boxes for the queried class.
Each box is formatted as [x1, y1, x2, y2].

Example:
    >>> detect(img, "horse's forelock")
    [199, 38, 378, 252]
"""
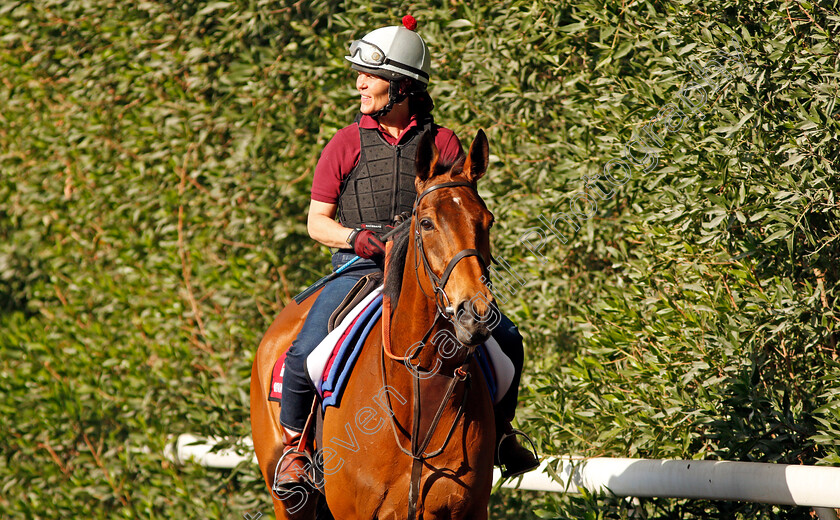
[422, 152, 466, 183]
[437, 154, 466, 179]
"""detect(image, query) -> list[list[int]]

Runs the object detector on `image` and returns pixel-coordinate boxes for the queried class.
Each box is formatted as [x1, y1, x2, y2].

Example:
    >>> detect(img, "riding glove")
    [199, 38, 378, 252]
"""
[360, 223, 395, 241]
[347, 228, 385, 259]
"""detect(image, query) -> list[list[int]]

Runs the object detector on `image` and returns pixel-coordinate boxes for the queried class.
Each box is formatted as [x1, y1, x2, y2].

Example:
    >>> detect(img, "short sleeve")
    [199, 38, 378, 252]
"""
[311, 125, 361, 204]
[434, 127, 463, 163]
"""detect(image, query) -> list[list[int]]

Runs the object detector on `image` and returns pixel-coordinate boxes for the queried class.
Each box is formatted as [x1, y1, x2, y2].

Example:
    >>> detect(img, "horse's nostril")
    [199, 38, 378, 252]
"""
[455, 300, 489, 325]
[452, 300, 493, 344]
[454, 326, 491, 348]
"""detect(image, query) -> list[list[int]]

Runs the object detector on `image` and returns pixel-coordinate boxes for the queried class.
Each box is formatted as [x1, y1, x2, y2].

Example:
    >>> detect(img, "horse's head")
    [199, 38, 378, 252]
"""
[412, 130, 496, 347]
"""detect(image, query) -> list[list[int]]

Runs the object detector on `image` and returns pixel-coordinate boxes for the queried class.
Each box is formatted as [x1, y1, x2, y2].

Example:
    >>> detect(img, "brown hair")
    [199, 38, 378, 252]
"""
[409, 90, 434, 117]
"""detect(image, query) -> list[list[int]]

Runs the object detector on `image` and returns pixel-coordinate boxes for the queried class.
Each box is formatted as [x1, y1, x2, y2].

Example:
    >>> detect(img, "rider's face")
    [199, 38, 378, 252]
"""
[356, 72, 390, 114]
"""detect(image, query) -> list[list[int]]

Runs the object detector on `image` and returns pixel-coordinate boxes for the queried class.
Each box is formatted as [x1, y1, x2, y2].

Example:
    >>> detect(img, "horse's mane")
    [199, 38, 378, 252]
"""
[384, 228, 410, 309]
[383, 154, 466, 310]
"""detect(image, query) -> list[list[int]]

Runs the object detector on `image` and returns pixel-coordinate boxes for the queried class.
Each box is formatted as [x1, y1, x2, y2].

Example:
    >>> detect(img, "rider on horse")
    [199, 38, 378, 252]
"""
[276, 15, 539, 490]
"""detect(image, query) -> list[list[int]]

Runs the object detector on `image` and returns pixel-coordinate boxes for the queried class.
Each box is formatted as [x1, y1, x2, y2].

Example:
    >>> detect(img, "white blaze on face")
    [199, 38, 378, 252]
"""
[452, 197, 461, 205]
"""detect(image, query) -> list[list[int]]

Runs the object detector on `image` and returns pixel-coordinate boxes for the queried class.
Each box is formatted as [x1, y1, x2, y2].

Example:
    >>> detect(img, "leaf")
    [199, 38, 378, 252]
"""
[559, 21, 586, 34]
[781, 153, 807, 167]
[614, 41, 634, 60]
[197, 2, 232, 15]
[762, 228, 791, 243]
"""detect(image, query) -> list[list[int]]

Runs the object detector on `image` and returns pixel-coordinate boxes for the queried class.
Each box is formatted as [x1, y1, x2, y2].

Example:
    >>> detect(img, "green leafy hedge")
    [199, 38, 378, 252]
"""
[1, 1, 837, 518]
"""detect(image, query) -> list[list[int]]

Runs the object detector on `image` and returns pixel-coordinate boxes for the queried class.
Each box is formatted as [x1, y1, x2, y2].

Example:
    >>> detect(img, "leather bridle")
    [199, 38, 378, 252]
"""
[380, 179, 493, 520]
[412, 180, 490, 321]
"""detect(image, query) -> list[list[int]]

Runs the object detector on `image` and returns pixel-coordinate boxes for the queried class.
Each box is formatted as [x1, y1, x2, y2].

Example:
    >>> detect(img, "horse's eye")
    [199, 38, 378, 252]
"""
[420, 218, 435, 231]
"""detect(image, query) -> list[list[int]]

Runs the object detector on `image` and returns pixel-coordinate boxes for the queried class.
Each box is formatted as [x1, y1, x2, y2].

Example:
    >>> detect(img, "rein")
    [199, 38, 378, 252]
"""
[379, 334, 472, 520]
[380, 180, 487, 520]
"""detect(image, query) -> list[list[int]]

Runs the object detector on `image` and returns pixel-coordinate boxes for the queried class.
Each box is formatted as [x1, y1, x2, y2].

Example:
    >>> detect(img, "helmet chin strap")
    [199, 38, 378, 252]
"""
[369, 79, 409, 119]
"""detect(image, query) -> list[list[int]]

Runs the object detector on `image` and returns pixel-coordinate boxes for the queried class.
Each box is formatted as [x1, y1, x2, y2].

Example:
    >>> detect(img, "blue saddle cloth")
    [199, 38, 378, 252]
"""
[315, 294, 498, 411]
[320, 294, 383, 409]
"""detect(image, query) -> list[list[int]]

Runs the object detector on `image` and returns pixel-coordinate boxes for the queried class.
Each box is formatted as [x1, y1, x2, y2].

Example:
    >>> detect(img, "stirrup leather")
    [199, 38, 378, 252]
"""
[496, 428, 540, 478]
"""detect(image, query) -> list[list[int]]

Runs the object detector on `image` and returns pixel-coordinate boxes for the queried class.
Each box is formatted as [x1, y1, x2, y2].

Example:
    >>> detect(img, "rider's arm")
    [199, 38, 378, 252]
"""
[307, 199, 354, 249]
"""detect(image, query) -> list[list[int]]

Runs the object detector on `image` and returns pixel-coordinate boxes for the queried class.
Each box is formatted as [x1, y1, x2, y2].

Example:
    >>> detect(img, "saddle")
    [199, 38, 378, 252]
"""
[328, 272, 383, 332]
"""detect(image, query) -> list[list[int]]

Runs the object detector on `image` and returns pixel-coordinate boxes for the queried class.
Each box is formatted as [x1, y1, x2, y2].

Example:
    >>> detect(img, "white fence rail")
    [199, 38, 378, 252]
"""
[165, 434, 840, 517]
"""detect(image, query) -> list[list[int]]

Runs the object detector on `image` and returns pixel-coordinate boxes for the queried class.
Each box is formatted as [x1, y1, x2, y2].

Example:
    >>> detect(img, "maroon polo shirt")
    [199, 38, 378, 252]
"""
[311, 114, 463, 204]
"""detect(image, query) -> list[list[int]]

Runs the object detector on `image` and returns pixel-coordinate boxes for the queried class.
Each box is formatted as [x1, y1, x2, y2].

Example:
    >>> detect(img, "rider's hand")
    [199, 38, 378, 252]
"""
[347, 228, 385, 259]
[360, 223, 394, 242]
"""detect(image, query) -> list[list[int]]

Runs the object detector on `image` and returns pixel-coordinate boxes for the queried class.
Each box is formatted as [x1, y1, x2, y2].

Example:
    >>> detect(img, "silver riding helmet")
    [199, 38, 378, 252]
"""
[345, 17, 431, 88]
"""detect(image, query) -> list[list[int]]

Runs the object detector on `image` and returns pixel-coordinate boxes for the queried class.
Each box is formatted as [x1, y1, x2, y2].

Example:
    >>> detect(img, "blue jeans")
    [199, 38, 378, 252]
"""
[280, 252, 380, 431]
[279, 252, 525, 431]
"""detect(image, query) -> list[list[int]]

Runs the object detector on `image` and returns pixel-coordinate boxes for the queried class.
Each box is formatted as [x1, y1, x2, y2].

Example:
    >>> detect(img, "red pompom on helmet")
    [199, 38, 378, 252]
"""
[402, 15, 417, 31]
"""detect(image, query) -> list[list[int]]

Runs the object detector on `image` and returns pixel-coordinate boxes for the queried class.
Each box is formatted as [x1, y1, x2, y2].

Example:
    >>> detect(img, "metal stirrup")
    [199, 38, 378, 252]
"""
[496, 428, 540, 477]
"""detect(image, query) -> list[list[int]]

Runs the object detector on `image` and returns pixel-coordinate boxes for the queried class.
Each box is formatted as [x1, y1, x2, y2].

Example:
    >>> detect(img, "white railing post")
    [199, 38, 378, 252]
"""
[165, 435, 840, 510]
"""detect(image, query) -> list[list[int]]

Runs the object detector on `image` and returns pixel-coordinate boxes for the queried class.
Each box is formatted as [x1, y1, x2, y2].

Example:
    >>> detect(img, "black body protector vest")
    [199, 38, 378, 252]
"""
[337, 116, 435, 229]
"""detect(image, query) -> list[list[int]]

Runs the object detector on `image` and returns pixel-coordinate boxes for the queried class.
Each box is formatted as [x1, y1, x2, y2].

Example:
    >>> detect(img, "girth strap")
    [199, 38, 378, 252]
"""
[408, 457, 423, 520]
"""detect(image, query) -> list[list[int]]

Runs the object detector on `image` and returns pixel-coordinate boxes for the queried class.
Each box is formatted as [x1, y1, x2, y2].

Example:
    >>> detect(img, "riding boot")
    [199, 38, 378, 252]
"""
[494, 416, 540, 478]
[489, 315, 538, 477]
[273, 426, 312, 493]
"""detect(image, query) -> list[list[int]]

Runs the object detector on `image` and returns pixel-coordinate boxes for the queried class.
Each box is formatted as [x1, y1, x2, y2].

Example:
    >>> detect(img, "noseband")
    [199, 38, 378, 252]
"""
[412, 181, 488, 320]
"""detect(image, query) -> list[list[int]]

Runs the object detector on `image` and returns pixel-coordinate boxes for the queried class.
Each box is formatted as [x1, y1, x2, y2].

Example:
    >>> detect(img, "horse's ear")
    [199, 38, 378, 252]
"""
[415, 131, 439, 190]
[462, 129, 489, 183]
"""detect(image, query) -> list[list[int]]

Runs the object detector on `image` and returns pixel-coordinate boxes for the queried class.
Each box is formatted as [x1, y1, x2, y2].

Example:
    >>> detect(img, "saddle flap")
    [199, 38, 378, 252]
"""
[306, 288, 384, 394]
[328, 271, 384, 332]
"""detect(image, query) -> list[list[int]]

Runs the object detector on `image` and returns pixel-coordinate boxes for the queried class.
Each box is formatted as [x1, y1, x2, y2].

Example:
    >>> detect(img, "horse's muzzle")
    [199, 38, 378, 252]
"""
[452, 300, 495, 346]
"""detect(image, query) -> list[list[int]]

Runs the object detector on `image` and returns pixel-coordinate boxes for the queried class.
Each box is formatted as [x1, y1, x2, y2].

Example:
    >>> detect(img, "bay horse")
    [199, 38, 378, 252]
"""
[251, 129, 497, 520]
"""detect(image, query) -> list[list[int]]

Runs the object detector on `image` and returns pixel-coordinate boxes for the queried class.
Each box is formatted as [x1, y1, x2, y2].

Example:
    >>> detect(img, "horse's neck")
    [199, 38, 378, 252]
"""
[389, 234, 467, 373]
